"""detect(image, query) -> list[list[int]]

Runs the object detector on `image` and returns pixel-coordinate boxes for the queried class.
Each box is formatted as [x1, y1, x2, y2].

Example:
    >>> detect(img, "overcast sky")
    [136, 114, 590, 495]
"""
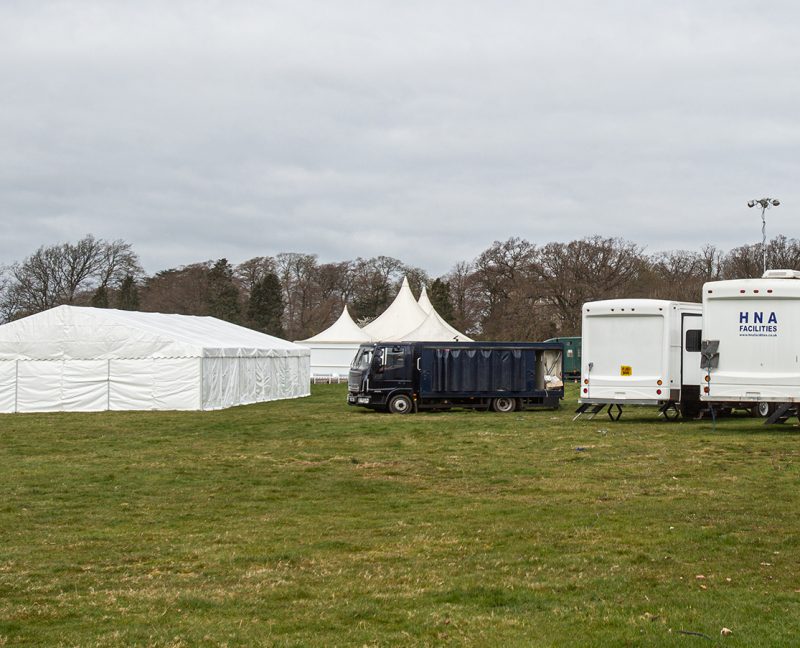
[2, 1, 798, 276]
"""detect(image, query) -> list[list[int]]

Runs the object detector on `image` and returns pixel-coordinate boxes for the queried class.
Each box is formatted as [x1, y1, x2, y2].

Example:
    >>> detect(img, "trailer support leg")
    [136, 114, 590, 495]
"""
[607, 404, 623, 421]
[764, 403, 796, 425]
[659, 402, 681, 421]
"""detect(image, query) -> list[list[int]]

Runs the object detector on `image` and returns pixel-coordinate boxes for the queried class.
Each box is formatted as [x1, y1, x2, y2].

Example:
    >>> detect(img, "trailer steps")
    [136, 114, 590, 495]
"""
[764, 403, 797, 425]
[573, 403, 622, 421]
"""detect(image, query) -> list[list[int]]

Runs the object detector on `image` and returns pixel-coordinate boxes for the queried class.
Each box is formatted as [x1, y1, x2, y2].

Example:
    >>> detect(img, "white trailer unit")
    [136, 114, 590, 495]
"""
[701, 269, 800, 422]
[576, 299, 703, 419]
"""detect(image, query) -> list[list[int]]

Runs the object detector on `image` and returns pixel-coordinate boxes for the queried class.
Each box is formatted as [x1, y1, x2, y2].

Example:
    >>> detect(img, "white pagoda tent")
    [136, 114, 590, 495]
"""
[295, 306, 372, 378]
[418, 286, 436, 314]
[0, 305, 310, 413]
[385, 286, 472, 342]
[361, 277, 428, 340]
[297, 279, 472, 378]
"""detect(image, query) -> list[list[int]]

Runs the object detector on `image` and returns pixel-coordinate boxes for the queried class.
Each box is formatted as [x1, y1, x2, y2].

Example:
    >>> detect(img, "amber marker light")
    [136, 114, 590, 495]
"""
[657, 379, 663, 386]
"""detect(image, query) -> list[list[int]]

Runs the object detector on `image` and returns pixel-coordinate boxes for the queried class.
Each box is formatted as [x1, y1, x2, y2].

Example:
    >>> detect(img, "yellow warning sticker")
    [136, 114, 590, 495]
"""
[620, 365, 632, 376]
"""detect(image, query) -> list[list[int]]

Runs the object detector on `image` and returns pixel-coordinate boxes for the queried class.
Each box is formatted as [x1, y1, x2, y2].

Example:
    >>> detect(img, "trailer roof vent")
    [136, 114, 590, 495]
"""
[762, 269, 800, 279]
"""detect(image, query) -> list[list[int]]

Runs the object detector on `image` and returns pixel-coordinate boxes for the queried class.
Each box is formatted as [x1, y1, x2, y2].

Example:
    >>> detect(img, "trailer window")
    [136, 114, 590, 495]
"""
[685, 329, 701, 352]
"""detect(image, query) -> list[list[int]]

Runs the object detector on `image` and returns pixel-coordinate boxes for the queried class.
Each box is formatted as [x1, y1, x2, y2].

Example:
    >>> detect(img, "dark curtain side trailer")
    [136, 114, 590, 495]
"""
[347, 341, 564, 414]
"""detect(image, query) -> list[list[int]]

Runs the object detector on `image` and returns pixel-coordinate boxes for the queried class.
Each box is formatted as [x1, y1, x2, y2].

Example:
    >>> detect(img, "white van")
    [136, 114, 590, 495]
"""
[577, 299, 703, 419]
[701, 269, 800, 421]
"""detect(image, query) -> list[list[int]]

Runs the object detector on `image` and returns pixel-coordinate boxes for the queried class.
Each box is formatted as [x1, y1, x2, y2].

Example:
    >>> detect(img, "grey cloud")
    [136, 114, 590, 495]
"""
[1, 1, 799, 276]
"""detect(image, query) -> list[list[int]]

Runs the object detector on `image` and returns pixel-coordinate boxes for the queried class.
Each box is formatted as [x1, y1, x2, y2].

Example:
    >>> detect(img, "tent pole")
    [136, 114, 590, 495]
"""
[107, 359, 111, 411]
[14, 360, 18, 413]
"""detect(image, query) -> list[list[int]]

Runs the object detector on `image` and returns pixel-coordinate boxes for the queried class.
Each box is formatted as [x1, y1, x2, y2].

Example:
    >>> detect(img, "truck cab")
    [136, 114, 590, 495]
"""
[348, 343, 413, 412]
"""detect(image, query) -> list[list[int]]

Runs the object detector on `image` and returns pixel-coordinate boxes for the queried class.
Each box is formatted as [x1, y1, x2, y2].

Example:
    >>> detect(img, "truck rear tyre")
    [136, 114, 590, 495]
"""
[492, 397, 516, 413]
[388, 394, 413, 414]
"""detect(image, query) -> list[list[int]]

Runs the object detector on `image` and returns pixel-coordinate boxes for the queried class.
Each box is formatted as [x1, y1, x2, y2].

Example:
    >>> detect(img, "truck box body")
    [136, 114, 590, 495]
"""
[580, 299, 703, 408]
[348, 341, 563, 413]
[701, 270, 800, 404]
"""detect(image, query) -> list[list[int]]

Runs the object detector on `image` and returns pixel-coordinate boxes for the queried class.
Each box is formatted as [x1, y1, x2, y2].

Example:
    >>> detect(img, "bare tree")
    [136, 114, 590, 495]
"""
[645, 250, 707, 302]
[538, 237, 644, 335]
[349, 256, 406, 323]
[276, 252, 320, 339]
[139, 263, 213, 315]
[235, 256, 277, 297]
[722, 235, 800, 279]
[1, 235, 143, 320]
[0, 267, 11, 323]
[471, 238, 540, 339]
[444, 261, 482, 337]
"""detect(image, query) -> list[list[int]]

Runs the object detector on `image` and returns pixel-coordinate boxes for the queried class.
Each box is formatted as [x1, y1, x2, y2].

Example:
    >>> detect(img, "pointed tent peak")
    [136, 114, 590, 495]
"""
[362, 277, 427, 340]
[391, 307, 473, 342]
[418, 286, 434, 314]
[297, 304, 373, 343]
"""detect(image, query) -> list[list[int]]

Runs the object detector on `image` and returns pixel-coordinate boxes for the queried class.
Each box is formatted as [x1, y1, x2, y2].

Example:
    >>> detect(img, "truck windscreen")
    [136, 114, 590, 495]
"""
[351, 348, 373, 370]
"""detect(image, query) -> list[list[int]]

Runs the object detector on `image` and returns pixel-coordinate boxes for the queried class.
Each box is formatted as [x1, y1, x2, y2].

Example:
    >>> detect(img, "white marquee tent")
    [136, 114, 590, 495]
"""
[295, 306, 372, 378]
[0, 305, 310, 413]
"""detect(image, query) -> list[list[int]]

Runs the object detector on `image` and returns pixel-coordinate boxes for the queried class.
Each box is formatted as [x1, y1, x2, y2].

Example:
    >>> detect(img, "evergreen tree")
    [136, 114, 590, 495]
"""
[90, 285, 109, 308]
[429, 278, 454, 321]
[248, 271, 285, 337]
[116, 274, 140, 310]
[207, 259, 242, 323]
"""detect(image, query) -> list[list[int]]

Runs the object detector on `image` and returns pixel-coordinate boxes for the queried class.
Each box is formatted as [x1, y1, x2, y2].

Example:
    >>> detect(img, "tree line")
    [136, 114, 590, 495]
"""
[2, 233, 800, 341]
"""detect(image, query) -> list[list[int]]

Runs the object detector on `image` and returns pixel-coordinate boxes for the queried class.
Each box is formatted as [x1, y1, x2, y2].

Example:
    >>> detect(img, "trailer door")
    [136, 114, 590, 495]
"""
[681, 314, 703, 404]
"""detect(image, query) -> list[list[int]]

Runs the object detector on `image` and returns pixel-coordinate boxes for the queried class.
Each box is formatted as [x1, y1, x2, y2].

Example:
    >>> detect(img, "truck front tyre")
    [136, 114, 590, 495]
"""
[388, 394, 413, 414]
[492, 397, 517, 413]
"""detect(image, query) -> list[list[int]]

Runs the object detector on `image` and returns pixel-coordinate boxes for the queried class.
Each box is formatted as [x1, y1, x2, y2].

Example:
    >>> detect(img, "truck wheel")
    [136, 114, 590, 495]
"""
[492, 397, 516, 413]
[388, 394, 413, 414]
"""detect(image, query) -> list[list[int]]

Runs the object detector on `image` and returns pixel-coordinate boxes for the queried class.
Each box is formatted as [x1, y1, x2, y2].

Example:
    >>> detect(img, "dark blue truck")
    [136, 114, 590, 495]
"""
[347, 341, 564, 414]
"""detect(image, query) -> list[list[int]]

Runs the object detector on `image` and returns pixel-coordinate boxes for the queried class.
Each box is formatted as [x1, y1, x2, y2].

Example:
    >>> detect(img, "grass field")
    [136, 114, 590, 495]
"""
[1, 384, 799, 647]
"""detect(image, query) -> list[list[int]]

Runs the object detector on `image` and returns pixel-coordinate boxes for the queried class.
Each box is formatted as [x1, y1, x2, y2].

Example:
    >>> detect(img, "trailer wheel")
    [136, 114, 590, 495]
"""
[757, 402, 776, 418]
[388, 394, 413, 414]
[492, 397, 517, 413]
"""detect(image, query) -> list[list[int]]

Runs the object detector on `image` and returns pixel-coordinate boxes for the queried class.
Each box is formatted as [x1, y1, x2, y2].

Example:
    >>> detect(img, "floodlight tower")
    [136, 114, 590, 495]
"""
[747, 197, 780, 274]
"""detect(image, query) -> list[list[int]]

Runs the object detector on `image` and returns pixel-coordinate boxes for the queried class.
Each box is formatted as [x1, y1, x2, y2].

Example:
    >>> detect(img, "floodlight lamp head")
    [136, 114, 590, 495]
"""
[772, 199, 780, 206]
[747, 200, 756, 208]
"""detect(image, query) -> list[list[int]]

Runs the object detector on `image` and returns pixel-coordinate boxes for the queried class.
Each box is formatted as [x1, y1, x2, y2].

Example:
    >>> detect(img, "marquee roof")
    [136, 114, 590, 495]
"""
[0, 305, 308, 361]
